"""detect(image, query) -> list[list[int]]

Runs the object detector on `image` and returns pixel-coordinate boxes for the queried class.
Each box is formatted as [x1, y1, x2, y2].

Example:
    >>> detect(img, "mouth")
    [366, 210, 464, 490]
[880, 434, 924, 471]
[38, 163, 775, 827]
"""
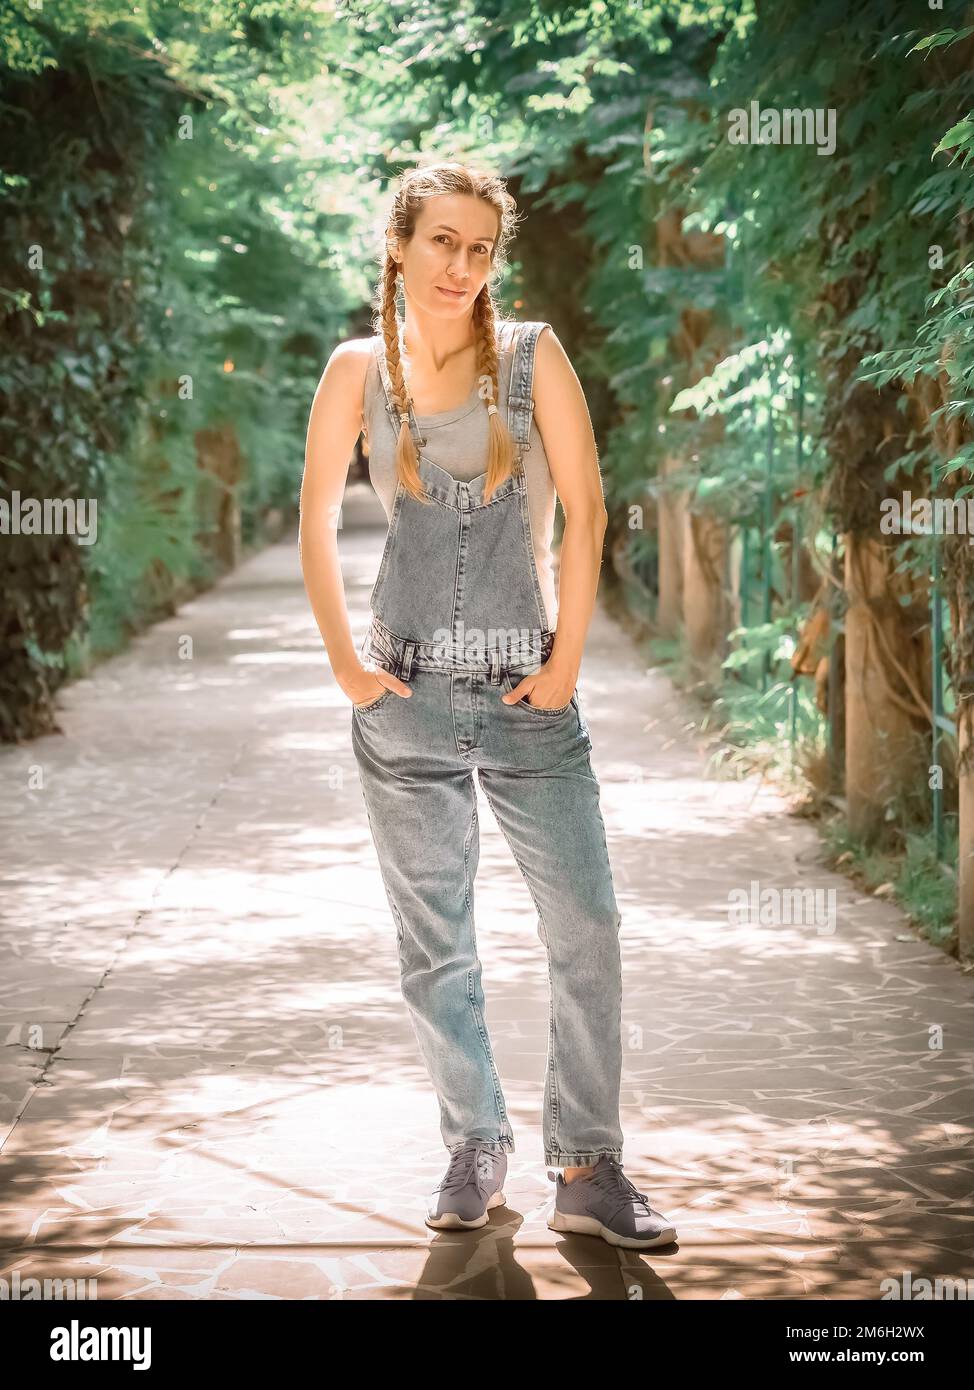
[436, 286, 467, 300]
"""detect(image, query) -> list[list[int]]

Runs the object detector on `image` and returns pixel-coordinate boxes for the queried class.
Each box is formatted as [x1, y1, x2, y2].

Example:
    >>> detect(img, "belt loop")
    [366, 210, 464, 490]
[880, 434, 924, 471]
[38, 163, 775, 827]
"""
[402, 641, 416, 682]
[489, 649, 500, 685]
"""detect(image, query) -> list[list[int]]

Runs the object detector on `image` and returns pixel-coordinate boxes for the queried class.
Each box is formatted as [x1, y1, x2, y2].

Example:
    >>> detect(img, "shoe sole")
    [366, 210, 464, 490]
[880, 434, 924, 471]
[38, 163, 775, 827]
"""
[426, 1189, 508, 1230]
[547, 1208, 678, 1248]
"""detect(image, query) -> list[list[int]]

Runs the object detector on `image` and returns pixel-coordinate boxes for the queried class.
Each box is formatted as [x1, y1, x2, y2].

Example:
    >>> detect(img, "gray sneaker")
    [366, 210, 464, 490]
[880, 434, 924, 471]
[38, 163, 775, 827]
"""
[426, 1141, 508, 1230]
[546, 1155, 677, 1249]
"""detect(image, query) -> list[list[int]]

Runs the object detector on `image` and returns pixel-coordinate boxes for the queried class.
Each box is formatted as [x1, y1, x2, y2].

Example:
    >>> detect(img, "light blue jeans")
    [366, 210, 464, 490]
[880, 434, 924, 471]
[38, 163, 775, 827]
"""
[351, 666, 624, 1167]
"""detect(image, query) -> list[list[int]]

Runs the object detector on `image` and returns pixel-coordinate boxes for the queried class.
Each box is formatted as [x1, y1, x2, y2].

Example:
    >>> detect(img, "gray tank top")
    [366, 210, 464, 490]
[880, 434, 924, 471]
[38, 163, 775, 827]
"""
[362, 321, 558, 629]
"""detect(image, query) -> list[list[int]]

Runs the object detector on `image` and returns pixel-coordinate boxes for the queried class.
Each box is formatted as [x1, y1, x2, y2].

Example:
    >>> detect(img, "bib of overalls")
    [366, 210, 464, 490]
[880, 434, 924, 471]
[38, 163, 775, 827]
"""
[364, 321, 553, 679]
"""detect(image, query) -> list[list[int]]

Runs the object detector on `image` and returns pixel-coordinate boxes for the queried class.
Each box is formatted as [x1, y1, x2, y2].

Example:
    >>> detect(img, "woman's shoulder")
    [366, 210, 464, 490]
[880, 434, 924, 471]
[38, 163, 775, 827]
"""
[330, 334, 380, 364]
[318, 338, 381, 431]
[325, 335, 380, 392]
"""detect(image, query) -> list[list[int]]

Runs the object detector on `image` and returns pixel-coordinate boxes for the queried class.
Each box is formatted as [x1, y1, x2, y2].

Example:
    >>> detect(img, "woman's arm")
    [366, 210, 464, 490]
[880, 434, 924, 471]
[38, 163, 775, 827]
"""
[299, 341, 411, 706]
[503, 325, 608, 708]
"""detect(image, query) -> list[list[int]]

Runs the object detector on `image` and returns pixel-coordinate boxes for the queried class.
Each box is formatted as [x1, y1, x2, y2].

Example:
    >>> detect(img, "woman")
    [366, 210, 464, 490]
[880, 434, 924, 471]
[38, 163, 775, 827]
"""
[300, 161, 676, 1251]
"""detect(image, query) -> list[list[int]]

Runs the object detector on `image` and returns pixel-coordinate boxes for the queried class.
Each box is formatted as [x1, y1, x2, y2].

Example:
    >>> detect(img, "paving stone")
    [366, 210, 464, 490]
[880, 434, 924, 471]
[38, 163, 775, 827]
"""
[0, 488, 971, 1299]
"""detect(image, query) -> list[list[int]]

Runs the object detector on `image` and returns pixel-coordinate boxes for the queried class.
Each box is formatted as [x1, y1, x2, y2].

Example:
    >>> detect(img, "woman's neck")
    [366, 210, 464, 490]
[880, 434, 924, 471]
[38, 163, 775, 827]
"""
[399, 305, 476, 375]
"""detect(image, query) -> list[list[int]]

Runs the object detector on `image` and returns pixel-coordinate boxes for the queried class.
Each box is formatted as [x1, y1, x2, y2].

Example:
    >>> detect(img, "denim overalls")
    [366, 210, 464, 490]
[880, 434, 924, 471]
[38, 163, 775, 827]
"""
[351, 319, 624, 1168]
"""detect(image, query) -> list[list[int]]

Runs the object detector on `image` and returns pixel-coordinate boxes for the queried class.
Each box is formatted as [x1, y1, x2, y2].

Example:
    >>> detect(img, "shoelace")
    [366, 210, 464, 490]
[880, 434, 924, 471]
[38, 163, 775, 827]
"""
[436, 1143, 499, 1199]
[583, 1159, 654, 1222]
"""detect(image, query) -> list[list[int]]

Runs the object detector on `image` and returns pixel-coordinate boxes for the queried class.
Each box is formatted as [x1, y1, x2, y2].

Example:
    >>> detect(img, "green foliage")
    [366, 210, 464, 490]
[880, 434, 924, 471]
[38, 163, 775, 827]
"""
[0, 1, 371, 737]
[822, 818, 959, 952]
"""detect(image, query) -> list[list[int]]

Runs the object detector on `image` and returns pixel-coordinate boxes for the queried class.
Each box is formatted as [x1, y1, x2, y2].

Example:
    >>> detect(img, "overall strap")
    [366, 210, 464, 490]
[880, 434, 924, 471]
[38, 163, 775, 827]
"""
[506, 320, 547, 461]
[370, 335, 427, 450]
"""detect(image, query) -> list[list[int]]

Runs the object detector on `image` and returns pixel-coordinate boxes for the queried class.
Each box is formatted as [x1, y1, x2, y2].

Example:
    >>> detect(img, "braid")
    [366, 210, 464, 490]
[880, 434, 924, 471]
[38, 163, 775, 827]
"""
[472, 290, 517, 502]
[379, 257, 424, 502]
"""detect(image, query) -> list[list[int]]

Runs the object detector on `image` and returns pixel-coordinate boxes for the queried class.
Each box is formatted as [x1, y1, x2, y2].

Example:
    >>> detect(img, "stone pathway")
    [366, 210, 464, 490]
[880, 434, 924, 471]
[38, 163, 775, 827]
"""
[1, 482, 972, 1300]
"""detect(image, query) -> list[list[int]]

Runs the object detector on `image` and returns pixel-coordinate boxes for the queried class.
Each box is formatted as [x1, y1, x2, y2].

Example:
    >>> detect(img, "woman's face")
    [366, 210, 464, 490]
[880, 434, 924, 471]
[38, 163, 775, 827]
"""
[394, 194, 499, 319]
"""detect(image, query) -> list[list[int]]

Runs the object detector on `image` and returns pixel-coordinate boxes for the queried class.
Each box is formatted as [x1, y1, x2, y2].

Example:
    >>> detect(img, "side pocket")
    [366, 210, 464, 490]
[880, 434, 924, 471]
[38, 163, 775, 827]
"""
[368, 483, 405, 612]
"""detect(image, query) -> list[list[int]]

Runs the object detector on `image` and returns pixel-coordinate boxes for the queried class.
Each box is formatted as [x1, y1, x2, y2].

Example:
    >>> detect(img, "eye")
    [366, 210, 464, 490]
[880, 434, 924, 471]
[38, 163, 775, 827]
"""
[433, 235, 489, 255]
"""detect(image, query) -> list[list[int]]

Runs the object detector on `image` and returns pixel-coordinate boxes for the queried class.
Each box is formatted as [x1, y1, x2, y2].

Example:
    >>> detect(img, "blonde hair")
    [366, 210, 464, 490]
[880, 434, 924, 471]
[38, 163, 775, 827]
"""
[372, 161, 522, 505]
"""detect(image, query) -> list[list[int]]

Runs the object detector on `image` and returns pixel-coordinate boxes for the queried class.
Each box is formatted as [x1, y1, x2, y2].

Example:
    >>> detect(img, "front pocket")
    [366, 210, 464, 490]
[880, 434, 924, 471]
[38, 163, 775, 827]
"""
[502, 671, 573, 717]
[353, 688, 394, 714]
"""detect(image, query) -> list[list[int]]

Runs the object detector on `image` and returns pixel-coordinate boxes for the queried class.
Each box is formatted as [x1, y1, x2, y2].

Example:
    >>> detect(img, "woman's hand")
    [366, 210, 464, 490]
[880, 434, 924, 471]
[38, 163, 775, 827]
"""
[345, 665, 412, 709]
[502, 661, 576, 710]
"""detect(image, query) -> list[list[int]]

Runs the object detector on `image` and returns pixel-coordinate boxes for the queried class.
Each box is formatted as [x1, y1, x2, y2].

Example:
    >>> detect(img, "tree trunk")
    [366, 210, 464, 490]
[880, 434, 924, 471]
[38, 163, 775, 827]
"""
[656, 454, 685, 637]
[195, 423, 243, 571]
[958, 639, 974, 962]
[683, 508, 729, 685]
[844, 533, 929, 842]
